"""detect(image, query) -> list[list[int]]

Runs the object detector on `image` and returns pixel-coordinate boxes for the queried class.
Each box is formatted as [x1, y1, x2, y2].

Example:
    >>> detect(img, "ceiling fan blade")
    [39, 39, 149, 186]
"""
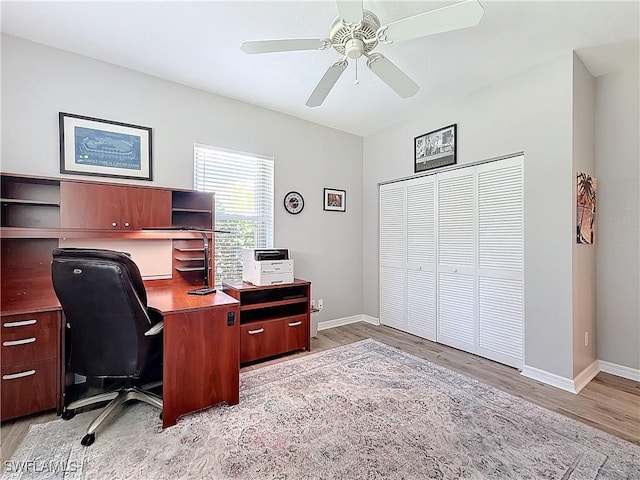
[306, 60, 348, 107]
[366, 53, 419, 98]
[241, 38, 330, 54]
[377, 0, 484, 44]
[336, 0, 363, 25]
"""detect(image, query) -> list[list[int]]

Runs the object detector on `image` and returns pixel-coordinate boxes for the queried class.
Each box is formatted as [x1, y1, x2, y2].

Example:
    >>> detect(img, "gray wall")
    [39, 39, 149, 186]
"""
[3, 33, 637, 376]
[595, 56, 640, 371]
[1, 34, 364, 326]
[571, 53, 597, 376]
[363, 54, 576, 379]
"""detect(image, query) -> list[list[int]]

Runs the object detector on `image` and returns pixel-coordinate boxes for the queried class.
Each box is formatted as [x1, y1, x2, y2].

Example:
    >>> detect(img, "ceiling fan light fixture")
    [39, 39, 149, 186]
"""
[330, 10, 380, 56]
[344, 38, 365, 59]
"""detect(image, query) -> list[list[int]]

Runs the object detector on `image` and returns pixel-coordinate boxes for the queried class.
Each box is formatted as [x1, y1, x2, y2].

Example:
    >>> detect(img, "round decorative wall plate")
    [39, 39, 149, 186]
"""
[284, 191, 304, 215]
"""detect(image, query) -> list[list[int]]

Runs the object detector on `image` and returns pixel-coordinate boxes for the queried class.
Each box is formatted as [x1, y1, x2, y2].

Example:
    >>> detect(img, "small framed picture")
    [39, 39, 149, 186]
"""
[414, 124, 457, 173]
[323, 188, 346, 212]
[59, 112, 153, 180]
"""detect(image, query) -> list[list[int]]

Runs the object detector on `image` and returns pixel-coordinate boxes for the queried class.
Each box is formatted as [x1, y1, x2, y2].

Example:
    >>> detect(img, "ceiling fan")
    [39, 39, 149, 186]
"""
[241, 0, 484, 107]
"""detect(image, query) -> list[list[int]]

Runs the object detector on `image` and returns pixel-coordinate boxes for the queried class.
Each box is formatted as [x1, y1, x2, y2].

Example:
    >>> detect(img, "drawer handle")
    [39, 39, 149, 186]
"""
[288, 321, 302, 327]
[3, 337, 36, 347]
[3, 370, 36, 380]
[3, 319, 37, 328]
[248, 328, 264, 335]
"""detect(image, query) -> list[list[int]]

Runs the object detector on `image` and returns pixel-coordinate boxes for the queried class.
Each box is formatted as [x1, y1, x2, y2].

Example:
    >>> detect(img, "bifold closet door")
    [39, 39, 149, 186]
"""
[476, 156, 524, 368]
[405, 177, 436, 341]
[436, 168, 476, 353]
[379, 183, 406, 331]
[379, 155, 524, 369]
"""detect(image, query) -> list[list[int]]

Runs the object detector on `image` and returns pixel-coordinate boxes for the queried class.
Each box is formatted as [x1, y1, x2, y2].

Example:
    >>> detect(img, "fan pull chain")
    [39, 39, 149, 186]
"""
[354, 59, 360, 86]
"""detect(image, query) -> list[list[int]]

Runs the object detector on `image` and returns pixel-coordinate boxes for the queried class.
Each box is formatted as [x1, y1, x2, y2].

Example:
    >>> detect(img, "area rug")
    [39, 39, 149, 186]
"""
[3, 339, 639, 479]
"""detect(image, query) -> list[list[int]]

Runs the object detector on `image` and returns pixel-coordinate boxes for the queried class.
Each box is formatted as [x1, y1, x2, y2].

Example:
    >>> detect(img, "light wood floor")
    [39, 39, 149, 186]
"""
[2, 322, 639, 463]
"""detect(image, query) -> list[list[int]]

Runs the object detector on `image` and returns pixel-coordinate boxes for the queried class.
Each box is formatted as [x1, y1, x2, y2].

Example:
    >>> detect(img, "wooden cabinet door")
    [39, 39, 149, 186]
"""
[60, 182, 121, 229]
[60, 182, 171, 230]
[120, 187, 171, 229]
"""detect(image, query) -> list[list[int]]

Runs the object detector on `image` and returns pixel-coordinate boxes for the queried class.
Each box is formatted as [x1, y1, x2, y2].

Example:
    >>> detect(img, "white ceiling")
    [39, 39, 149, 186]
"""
[1, 1, 638, 137]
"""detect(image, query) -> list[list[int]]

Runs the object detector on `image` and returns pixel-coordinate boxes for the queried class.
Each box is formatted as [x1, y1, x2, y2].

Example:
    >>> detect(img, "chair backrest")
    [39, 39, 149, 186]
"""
[51, 248, 154, 379]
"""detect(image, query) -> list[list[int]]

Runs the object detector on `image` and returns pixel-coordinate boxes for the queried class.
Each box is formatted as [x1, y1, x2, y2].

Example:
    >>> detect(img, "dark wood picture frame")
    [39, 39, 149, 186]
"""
[59, 112, 153, 181]
[414, 124, 457, 173]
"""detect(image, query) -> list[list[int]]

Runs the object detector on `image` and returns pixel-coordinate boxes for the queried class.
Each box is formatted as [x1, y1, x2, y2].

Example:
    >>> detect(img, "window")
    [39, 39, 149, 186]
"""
[194, 143, 274, 284]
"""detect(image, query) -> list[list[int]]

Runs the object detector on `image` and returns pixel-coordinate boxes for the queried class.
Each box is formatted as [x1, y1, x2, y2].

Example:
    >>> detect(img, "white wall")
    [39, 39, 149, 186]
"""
[364, 54, 575, 379]
[0, 34, 364, 325]
[571, 53, 597, 377]
[595, 55, 640, 371]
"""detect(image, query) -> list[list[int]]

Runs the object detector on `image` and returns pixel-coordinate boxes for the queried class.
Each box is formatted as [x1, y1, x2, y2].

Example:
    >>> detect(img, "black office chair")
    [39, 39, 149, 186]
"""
[51, 248, 163, 446]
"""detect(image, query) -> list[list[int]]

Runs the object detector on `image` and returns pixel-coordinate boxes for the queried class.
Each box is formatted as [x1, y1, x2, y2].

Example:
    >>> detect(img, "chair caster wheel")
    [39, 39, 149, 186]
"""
[61, 409, 76, 420]
[81, 433, 95, 446]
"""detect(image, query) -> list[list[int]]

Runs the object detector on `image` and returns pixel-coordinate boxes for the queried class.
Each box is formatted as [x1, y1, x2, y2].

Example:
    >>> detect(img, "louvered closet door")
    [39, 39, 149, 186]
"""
[406, 177, 437, 341]
[379, 183, 406, 330]
[436, 168, 476, 352]
[476, 156, 524, 368]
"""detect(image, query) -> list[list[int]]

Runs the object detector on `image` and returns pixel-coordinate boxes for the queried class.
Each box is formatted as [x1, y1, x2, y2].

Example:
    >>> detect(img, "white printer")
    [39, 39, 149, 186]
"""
[242, 248, 294, 286]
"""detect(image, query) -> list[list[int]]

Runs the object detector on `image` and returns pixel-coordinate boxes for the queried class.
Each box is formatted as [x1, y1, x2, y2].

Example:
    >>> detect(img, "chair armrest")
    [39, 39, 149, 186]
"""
[144, 321, 164, 336]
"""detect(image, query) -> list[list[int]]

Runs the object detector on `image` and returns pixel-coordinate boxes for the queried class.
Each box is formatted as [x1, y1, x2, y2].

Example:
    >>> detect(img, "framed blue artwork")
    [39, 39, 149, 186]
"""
[59, 112, 152, 180]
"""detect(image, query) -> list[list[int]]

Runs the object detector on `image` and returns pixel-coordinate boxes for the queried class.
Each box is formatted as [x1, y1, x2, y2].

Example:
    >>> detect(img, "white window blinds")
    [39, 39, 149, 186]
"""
[194, 143, 274, 284]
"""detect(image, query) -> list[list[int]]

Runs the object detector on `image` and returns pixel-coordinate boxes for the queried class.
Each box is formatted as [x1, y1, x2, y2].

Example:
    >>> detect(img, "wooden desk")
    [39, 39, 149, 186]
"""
[146, 287, 240, 428]
[1, 286, 240, 428]
[1, 174, 234, 424]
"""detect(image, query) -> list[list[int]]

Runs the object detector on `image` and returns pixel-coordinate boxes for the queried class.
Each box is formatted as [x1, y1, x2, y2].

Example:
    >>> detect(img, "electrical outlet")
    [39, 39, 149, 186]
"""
[310, 299, 316, 310]
[584, 331, 589, 347]
[318, 299, 323, 311]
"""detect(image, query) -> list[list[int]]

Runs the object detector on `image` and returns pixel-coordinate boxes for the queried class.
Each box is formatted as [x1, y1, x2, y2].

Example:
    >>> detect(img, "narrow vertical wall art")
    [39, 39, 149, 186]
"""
[576, 171, 597, 244]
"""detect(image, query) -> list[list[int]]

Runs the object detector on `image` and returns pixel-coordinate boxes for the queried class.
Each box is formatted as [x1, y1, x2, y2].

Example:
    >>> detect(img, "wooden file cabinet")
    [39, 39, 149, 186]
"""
[1, 310, 62, 421]
[223, 280, 311, 364]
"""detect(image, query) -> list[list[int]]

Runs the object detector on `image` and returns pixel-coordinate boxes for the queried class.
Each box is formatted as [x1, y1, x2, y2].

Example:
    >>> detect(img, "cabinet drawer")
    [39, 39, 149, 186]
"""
[1, 311, 60, 367]
[1, 327, 58, 367]
[1, 359, 58, 421]
[241, 319, 286, 363]
[1, 311, 60, 335]
[240, 315, 308, 363]
[282, 315, 308, 353]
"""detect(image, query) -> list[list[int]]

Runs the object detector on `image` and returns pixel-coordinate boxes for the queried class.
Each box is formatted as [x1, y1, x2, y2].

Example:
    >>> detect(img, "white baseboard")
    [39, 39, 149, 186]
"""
[523, 359, 638, 394]
[317, 314, 380, 331]
[598, 360, 640, 382]
[360, 314, 380, 326]
[521, 365, 576, 393]
[573, 360, 600, 393]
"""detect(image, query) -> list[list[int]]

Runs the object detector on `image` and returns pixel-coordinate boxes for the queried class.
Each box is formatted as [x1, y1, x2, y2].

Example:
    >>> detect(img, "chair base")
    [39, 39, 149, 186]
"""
[63, 384, 163, 446]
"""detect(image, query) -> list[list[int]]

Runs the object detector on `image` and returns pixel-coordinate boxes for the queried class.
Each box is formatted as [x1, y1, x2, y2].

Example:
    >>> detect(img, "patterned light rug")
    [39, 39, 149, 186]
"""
[3, 339, 639, 479]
